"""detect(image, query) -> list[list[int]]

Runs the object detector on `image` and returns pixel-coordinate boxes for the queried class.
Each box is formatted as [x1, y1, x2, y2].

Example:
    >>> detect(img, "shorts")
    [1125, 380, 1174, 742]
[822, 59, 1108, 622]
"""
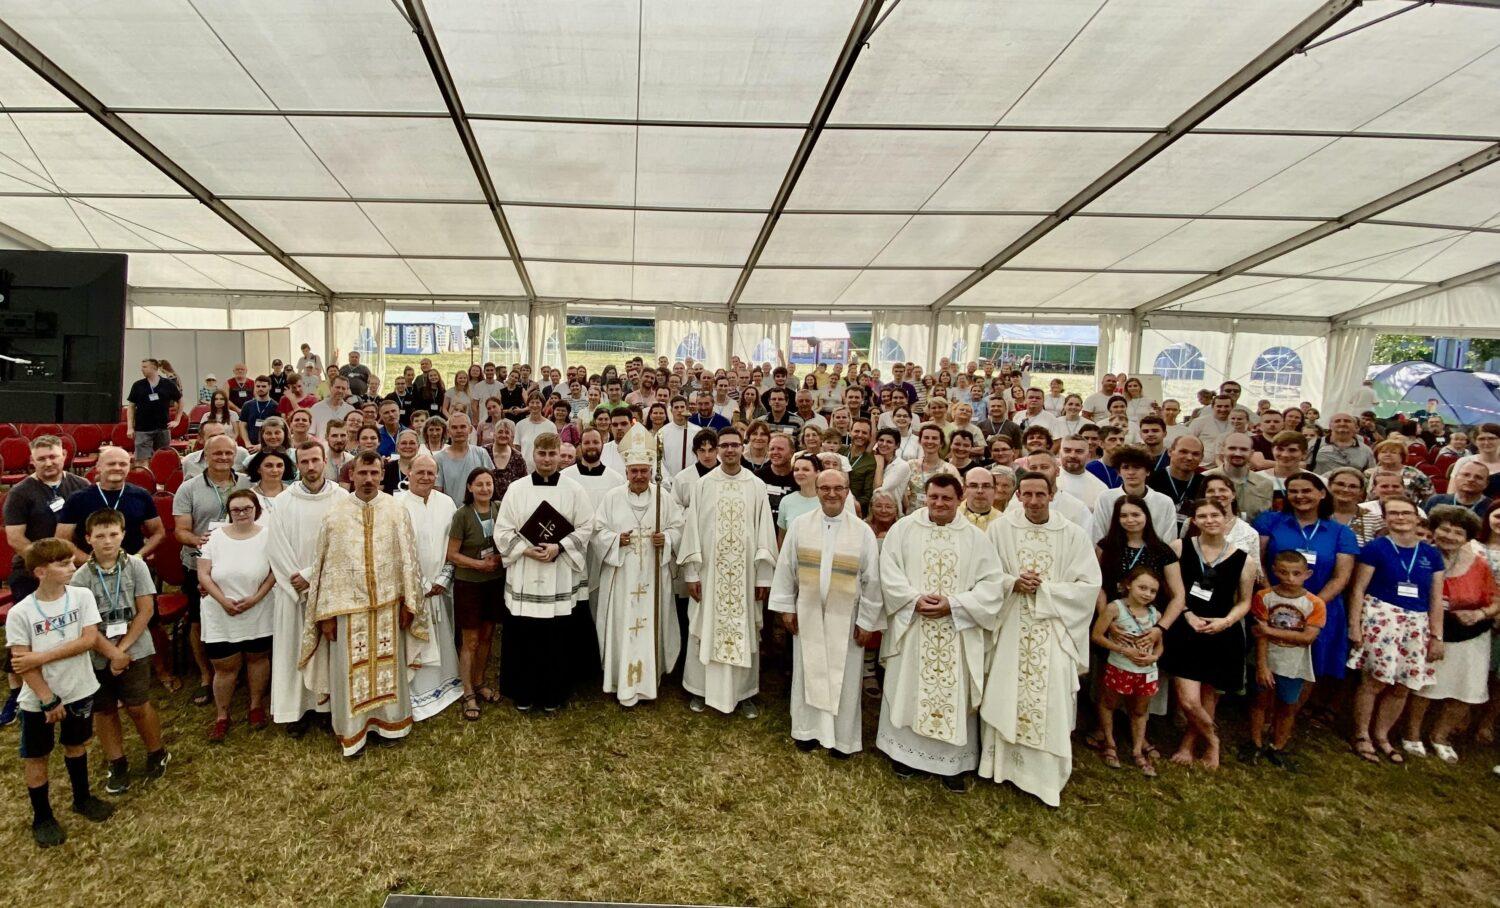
[1272, 675, 1305, 706]
[454, 578, 504, 630]
[1103, 663, 1159, 698]
[93, 660, 153, 712]
[18, 698, 95, 759]
[134, 429, 171, 461]
[203, 635, 273, 661]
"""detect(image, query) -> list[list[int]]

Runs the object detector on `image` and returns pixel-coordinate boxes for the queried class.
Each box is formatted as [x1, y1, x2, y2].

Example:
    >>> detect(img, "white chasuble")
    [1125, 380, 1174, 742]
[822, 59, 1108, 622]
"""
[875, 509, 1006, 774]
[396, 488, 463, 721]
[678, 466, 777, 713]
[769, 508, 881, 753]
[591, 484, 684, 706]
[494, 473, 593, 618]
[300, 493, 430, 756]
[979, 507, 1101, 806]
[264, 479, 346, 723]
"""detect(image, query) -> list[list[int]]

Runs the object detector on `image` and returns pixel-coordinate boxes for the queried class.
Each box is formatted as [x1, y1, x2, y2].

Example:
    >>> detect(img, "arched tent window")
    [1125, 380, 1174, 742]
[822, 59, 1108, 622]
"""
[1153, 343, 1205, 382]
[876, 337, 906, 367]
[751, 337, 778, 363]
[675, 332, 707, 362]
[1250, 346, 1304, 390]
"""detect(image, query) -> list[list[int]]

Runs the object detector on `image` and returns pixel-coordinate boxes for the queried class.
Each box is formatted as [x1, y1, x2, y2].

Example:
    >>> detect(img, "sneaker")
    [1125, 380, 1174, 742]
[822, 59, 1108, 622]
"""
[942, 773, 969, 794]
[1263, 748, 1299, 773]
[515, 703, 534, 713]
[208, 717, 229, 743]
[71, 795, 114, 823]
[248, 707, 269, 730]
[1400, 739, 1428, 759]
[0, 688, 19, 727]
[737, 699, 759, 719]
[104, 762, 131, 795]
[32, 816, 65, 848]
[688, 697, 706, 713]
[1237, 743, 1263, 765]
[144, 750, 171, 779]
[1432, 742, 1459, 764]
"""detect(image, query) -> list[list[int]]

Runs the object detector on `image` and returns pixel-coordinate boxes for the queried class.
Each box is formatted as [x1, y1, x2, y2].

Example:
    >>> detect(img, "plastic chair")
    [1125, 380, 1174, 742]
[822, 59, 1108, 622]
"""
[29, 423, 63, 438]
[109, 423, 135, 453]
[149, 448, 180, 483]
[0, 436, 31, 485]
[68, 424, 104, 471]
[0, 423, 18, 440]
[127, 466, 157, 491]
[161, 469, 185, 493]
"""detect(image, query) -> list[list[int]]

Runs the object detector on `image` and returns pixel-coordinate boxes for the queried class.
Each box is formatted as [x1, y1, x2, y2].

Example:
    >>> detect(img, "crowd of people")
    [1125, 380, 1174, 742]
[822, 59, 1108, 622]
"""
[6, 347, 1500, 848]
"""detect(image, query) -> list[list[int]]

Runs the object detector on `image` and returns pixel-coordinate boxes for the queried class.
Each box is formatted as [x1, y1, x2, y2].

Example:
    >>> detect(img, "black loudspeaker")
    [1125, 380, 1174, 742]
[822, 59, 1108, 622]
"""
[0, 251, 128, 423]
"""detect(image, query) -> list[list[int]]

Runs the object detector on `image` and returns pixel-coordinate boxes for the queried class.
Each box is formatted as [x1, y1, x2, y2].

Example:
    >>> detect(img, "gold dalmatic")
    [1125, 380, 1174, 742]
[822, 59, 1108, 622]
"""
[708, 486, 751, 666]
[915, 526, 962, 743]
[1013, 527, 1056, 748]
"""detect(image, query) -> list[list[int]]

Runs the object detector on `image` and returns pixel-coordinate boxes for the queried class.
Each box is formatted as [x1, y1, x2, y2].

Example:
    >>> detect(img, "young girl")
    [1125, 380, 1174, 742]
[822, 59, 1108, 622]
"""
[1092, 567, 1165, 777]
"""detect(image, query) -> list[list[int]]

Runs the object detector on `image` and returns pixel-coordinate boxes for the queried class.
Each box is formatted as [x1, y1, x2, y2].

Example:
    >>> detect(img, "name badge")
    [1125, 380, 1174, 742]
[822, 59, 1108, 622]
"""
[480, 518, 494, 537]
[49, 497, 65, 512]
[148, 393, 160, 401]
[1297, 548, 1317, 566]
[105, 622, 128, 638]
[208, 520, 229, 533]
[479, 546, 495, 558]
[1189, 583, 1213, 601]
[1396, 582, 1420, 600]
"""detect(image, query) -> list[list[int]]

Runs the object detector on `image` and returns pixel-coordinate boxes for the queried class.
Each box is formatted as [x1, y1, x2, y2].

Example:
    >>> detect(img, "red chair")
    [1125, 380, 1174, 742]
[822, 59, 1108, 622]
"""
[188, 403, 210, 424]
[161, 469, 185, 493]
[152, 494, 189, 622]
[0, 424, 18, 440]
[1, 436, 31, 485]
[58, 434, 76, 469]
[109, 423, 135, 453]
[28, 423, 63, 439]
[169, 413, 190, 440]
[68, 424, 104, 471]
[127, 466, 157, 491]
[149, 448, 180, 483]
[84, 467, 99, 484]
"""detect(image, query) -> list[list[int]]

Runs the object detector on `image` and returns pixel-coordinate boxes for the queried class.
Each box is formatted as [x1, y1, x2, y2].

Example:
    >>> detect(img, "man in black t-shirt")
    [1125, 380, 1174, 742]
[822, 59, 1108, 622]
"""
[125, 358, 182, 464]
[755, 433, 798, 524]
[54, 447, 165, 563]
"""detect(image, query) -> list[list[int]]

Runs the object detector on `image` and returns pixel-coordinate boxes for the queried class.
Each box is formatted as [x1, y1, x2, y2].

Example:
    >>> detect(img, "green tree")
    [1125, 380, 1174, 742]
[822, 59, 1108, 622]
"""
[1371, 334, 1432, 364]
[1468, 338, 1500, 369]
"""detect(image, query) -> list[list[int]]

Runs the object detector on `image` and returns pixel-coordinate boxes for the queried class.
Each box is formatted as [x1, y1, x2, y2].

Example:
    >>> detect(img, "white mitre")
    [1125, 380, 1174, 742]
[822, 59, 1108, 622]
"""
[620, 422, 657, 468]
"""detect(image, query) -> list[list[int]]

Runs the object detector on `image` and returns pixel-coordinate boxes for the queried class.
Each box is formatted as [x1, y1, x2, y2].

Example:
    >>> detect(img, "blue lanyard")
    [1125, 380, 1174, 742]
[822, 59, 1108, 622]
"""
[93, 562, 124, 614]
[97, 486, 123, 510]
[1124, 546, 1145, 571]
[1164, 471, 1190, 504]
[1388, 537, 1422, 585]
[1194, 537, 1228, 574]
[1297, 519, 1320, 548]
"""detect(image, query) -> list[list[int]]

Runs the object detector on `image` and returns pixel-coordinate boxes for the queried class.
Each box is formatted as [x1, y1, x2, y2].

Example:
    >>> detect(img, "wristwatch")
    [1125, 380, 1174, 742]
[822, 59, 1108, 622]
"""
[40, 695, 62, 712]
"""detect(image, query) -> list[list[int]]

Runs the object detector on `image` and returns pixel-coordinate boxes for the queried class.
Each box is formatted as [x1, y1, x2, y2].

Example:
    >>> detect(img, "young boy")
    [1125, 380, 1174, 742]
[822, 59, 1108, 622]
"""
[5, 538, 114, 847]
[1245, 550, 1326, 770]
[72, 509, 170, 794]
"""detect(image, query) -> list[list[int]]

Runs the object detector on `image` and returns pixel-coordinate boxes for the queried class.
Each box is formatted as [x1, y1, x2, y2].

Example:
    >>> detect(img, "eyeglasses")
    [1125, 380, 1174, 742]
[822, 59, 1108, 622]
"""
[228, 506, 257, 516]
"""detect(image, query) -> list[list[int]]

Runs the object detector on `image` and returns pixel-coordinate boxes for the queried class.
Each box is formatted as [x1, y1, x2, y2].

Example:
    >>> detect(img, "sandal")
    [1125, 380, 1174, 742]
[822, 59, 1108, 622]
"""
[1351, 736, 1379, 764]
[461, 695, 481, 722]
[159, 674, 183, 694]
[1100, 744, 1121, 769]
[1375, 740, 1405, 764]
[477, 687, 501, 704]
[1135, 752, 1158, 778]
[191, 684, 212, 707]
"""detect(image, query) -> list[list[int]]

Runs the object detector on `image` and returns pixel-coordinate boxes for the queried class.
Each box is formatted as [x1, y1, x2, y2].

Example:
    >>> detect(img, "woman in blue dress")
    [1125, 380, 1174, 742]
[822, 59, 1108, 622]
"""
[1254, 472, 1359, 689]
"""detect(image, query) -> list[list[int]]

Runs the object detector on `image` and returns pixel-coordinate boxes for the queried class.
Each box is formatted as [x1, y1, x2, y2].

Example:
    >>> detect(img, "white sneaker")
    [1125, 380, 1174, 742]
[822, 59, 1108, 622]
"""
[1400, 739, 1428, 758]
[688, 697, 706, 713]
[737, 699, 759, 719]
[1432, 742, 1459, 764]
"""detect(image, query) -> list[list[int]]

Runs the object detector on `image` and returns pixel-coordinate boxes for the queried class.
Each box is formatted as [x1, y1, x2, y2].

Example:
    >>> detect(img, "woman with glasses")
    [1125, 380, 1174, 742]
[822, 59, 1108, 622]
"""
[197, 489, 275, 743]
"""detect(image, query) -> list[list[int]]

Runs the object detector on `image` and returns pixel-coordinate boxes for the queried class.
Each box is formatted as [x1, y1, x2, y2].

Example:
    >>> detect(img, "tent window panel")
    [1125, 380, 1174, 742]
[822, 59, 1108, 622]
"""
[675, 333, 707, 362]
[1250, 346, 1305, 391]
[1154, 343, 1206, 382]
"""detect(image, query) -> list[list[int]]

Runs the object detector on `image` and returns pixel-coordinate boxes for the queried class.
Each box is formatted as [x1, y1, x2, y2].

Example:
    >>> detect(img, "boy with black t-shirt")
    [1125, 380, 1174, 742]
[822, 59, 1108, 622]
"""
[6, 539, 114, 847]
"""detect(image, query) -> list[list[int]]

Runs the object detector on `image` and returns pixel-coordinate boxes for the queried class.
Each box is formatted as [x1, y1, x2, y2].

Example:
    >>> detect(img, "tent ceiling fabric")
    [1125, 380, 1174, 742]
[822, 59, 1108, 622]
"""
[0, 0, 1496, 322]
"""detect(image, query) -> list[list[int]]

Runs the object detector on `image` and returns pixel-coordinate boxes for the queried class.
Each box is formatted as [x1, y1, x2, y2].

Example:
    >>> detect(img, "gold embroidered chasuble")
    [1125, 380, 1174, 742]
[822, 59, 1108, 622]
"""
[299, 493, 429, 717]
[877, 508, 1007, 746]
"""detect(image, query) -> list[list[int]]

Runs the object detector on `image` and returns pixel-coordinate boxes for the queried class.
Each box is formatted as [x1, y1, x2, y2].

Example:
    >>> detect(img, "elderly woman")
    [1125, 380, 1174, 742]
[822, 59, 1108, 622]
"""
[1367, 438, 1432, 503]
[1400, 506, 1498, 762]
[1323, 467, 1367, 538]
[197, 489, 275, 742]
[254, 415, 290, 457]
[488, 418, 528, 500]
[990, 464, 1017, 513]
[1346, 497, 1445, 764]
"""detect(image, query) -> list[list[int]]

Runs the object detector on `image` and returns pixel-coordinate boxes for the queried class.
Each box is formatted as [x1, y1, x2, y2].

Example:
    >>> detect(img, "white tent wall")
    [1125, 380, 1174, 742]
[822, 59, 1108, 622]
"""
[529, 303, 568, 372]
[331, 297, 386, 386]
[1344, 274, 1500, 336]
[1095, 313, 1139, 381]
[871, 309, 932, 372]
[730, 308, 792, 363]
[1136, 316, 1235, 409]
[935, 311, 983, 368]
[1323, 326, 1377, 413]
[1224, 323, 1328, 411]
[655, 305, 727, 367]
[480, 299, 529, 365]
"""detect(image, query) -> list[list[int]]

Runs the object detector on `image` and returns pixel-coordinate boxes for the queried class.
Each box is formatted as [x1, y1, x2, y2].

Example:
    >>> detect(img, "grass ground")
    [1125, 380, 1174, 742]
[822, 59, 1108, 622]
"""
[2, 656, 1497, 907]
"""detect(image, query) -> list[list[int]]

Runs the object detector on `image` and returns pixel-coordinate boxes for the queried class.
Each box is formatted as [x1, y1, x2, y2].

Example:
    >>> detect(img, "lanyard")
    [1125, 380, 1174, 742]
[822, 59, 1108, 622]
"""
[93, 562, 124, 615]
[1164, 471, 1191, 504]
[1388, 537, 1422, 585]
[33, 588, 70, 625]
[1194, 537, 1228, 574]
[1124, 545, 1145, 571]
[1297, 519, 1320, 547]
[97, 486, 124, 510]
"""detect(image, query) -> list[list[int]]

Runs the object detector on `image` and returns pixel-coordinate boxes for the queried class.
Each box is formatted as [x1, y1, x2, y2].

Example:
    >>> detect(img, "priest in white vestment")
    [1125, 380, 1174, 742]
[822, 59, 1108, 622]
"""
[979, 471, 1102, 806]
[561, 426, 624, 629]
[493, 431, 593, 711]
[300, 452, 432, 757]
[592, 425, 684, 706]
[875, 473, 1007, 789]
[678, 425, 777, 716]
[769, 469, 881, 755]
[264, 441, 345, 733]
[395, 454, 463, 721]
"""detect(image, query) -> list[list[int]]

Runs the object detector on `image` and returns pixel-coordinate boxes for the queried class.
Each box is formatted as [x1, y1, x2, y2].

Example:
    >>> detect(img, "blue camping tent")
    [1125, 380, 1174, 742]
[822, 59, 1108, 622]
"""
[1377, 367, 1500, 424]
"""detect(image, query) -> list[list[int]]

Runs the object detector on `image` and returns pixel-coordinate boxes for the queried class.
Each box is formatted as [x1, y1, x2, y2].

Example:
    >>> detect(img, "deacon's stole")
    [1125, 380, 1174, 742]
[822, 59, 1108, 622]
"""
[915, 524, 965, 745]
[704, 478, 766, 668]
[793, 513, 864, 715]
[300, 497, 428, 715]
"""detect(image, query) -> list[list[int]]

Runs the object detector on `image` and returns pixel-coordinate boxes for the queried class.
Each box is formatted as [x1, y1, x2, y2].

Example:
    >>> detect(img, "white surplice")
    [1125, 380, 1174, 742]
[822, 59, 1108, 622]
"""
[263, 479, 346, 723]
[677, 466, 777, 713]
[493, 473, 593, 617]
[560, 462, 625, 620]
[395, 487, 463, 721]
[591, 484, 684, 706]
[875, 508, 1007, 775]
[979, 507, 1102, 806]
[768, 508, 881, 753]
[657, 420, 697, 483]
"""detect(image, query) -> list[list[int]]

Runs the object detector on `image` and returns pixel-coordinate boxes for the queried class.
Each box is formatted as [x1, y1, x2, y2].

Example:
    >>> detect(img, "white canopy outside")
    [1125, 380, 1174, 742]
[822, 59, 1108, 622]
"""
[2, 0, 1498, 408]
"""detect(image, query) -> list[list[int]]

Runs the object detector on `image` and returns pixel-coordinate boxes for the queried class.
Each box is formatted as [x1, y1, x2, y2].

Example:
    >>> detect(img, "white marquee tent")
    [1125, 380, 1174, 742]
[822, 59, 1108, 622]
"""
[2, 0, 1499, 409]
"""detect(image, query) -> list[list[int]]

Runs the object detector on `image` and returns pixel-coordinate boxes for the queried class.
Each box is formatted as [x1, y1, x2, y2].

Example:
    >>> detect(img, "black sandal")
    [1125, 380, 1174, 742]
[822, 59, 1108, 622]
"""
[462, 695, 481, 722]
[1350, 736, 1379, 764]
[191, 684, 211, 707]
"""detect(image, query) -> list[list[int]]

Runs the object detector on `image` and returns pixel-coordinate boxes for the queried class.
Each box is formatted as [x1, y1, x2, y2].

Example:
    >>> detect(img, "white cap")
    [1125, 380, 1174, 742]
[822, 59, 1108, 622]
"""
[204, 373, 217, 380]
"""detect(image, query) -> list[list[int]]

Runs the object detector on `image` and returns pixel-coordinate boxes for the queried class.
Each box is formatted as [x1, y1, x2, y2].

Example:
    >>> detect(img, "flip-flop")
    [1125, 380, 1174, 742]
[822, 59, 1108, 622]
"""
[191, 684, 212, 707]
